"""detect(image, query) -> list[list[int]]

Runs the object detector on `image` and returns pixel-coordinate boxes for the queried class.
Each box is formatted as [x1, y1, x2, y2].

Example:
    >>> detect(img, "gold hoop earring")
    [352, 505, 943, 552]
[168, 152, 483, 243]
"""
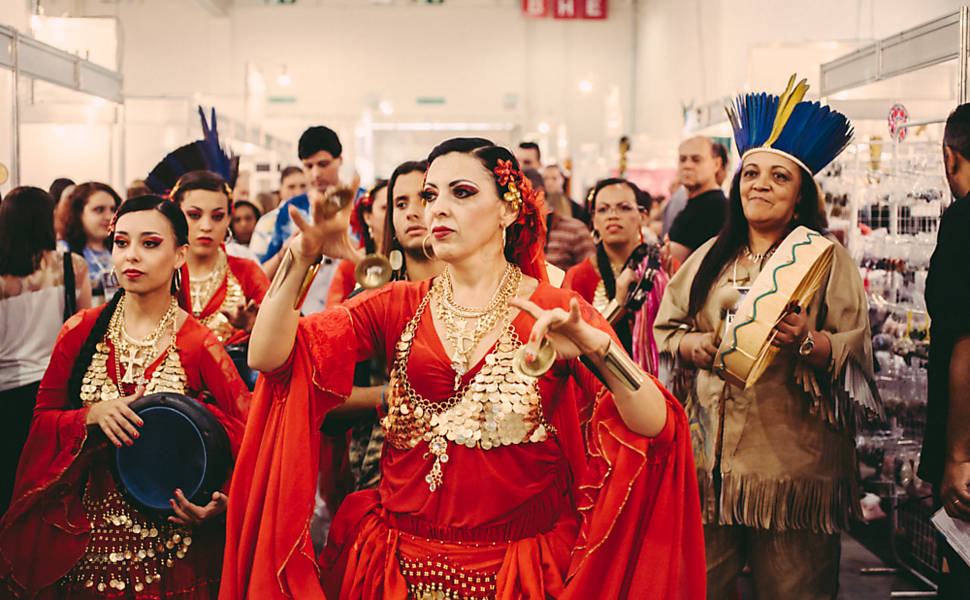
[422, 233, 434, 261]
[173, 268, 182, 292]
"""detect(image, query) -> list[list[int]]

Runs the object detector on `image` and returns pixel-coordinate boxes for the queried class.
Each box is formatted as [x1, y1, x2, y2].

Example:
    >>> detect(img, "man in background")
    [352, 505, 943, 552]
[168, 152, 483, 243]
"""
[515, 141, 542, 172]
[662, 136, 727, 271]
[919, 103, 970, 598]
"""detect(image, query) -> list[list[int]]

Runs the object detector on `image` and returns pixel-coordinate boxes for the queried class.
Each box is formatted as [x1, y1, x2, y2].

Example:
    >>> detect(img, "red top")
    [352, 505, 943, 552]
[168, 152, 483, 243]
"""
[221, 279, 704, 600]
[181, 255, 270, 346]
[325, 259, 358, 308]
[0, 307, 250, 598]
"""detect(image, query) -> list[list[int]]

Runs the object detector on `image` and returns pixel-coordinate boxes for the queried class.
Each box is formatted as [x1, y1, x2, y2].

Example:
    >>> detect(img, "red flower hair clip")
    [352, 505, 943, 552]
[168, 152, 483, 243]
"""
[493, 159, 523, 214]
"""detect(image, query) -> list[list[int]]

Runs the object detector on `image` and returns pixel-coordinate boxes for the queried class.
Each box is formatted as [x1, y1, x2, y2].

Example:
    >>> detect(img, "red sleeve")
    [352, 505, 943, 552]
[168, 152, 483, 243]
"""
[562, 259, 599, 305]
[326, 260, 358, 308]
[229, 255, 270, 304]
[194, 324, 251, 450]
[221, 282, 418, 600]
[10, 309, 100, 502]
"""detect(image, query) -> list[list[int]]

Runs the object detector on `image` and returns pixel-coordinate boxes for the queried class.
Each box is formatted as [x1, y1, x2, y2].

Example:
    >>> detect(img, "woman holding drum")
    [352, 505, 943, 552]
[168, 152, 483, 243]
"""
[223, 138, 704, 599]
[654, 76, 881, 599]
[0, 196, 249, 598]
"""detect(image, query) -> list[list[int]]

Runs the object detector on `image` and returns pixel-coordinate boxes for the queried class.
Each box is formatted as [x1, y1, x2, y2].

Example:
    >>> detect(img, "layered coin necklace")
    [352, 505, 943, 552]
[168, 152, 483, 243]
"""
[188, 250, 228, 317]
[382, 265, 555, 492]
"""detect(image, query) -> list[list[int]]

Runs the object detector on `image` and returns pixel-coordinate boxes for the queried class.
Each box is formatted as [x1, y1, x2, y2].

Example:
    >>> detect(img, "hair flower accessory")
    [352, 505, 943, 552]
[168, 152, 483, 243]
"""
[493, 159, 524, 214]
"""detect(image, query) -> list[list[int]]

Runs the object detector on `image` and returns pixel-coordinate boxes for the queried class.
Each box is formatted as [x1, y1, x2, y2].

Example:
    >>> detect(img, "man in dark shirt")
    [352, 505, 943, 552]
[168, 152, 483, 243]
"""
[664, 136, 727, 268]
[919, 103, 970, 597]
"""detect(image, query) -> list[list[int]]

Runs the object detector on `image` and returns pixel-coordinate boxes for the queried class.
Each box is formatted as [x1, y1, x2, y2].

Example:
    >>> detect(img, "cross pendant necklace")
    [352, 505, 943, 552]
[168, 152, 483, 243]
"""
[120, 346, 146, 384]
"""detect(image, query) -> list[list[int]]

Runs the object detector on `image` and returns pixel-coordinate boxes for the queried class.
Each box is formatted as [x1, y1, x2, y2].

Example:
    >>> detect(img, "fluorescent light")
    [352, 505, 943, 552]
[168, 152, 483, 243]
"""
[538, 122, 550, 134]
[578, 80, 593, 93]
[277, 72, 291, 87]
[379, 101, 394, 115]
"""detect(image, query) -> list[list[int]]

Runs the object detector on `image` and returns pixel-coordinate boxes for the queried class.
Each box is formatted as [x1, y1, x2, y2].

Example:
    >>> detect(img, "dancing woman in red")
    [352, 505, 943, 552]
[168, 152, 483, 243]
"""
[0, 196, 249, 599]
[222, 138, 704, 600]
[171, 171, 270, 346]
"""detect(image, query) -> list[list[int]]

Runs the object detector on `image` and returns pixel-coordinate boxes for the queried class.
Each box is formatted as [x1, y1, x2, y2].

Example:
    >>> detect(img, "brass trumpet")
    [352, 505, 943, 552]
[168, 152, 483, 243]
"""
[354, 254, 394, 289]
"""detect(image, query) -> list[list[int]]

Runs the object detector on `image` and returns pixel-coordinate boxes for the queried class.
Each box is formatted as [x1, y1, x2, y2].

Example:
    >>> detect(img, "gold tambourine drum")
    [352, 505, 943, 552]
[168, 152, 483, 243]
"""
[714, 226, 834, 389]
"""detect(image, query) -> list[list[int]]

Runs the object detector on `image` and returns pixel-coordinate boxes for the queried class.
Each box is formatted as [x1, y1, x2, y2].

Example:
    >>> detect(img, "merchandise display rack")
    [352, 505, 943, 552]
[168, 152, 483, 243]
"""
[817, 7, 970, 597]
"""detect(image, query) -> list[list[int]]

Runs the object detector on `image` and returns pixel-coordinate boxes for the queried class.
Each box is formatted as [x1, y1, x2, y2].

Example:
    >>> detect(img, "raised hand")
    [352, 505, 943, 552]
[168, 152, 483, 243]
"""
[289, 174, 361, 263]
[85, 384, 146, 447]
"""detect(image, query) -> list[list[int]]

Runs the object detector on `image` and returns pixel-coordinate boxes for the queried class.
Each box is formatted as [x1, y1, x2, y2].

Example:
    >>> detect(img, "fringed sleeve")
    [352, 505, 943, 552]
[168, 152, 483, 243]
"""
[793, 242, 883, 428]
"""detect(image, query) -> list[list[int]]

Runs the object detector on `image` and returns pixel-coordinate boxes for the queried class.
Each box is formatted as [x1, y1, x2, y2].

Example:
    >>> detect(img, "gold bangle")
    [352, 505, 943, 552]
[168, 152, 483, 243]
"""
[601, 338, 644, 391]
[294, 260, 322, 311]
[602, 298, 623, 324]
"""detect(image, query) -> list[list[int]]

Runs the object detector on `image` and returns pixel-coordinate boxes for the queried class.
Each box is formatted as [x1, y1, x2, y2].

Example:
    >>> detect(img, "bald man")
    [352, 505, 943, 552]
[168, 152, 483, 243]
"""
[664, 136, 728, 267]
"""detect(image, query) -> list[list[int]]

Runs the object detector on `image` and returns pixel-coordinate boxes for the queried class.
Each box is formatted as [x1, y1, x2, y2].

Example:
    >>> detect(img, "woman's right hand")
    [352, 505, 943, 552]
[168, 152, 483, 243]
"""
[85, 385, 146, 447]
[680, 332, 718, 370]
[289, 176, 361, 263]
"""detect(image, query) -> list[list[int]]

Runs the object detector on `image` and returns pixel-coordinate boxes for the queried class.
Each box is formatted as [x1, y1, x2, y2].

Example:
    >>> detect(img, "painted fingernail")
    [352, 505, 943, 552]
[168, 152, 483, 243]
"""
[525, 350, 536, 363]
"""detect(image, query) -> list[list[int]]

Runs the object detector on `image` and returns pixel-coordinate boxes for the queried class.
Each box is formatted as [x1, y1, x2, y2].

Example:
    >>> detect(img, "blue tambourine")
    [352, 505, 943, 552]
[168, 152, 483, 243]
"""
[113, 392, 231, 515]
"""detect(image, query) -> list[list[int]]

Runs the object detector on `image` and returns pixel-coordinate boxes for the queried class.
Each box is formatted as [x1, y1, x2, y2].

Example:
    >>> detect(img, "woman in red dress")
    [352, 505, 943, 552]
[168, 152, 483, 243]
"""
[563, 178, 668, 374]
[0, 195, 249, 599]
[171, 171, 270, 346]
[222, 138, 704, 600]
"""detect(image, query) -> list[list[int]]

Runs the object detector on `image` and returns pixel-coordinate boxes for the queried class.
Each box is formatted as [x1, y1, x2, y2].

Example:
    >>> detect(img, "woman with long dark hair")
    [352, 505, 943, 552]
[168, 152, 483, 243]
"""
[0, 187, 91, 514]
[170, 171, 270, 347]
[222, 138, 704, 599]
[0, 195, 249, 598]
[563, 177, 667, 374]
[62, 182, 123, 305]
[654, 78, 880, 598]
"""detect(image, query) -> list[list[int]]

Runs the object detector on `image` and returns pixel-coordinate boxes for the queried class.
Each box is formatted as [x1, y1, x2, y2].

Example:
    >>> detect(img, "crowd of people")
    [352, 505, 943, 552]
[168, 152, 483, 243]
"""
[0, 80, 967, 600]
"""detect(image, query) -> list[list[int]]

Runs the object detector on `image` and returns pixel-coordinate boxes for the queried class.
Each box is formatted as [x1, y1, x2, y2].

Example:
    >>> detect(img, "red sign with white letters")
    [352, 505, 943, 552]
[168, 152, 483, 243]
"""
[530, 0, 607, 19]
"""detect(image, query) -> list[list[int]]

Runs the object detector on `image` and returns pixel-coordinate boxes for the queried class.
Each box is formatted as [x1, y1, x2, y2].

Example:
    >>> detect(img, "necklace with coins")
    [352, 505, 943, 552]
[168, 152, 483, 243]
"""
[435, 264, 519, 390]
[381, 266, 556, 493]
[189, 250, 228, 317]
[70, 295, 192, 594]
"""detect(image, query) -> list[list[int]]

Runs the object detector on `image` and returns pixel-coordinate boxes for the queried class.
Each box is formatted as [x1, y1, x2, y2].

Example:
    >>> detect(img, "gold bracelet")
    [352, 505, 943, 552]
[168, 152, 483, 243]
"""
[294, 258, 322, 311]
[578, 338, 644, 392]
[266, 246, 323, 311]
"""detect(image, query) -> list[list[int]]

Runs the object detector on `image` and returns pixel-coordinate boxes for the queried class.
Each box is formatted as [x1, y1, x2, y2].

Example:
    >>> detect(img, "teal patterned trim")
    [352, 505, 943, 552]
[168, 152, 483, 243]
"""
[715, 230, 823, 377]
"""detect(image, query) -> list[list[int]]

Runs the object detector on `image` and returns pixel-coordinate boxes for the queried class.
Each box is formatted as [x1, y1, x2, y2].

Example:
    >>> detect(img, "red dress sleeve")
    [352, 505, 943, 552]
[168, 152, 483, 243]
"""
[0, 309, 103, 594]
[562, 258, 600, 305]
[326, 260, 358, 308]
[221, 282, 414, 600]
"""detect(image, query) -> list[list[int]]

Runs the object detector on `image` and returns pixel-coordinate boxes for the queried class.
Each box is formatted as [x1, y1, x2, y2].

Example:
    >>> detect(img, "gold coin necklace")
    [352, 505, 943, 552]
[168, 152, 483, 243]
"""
[108, 295, 178, 385]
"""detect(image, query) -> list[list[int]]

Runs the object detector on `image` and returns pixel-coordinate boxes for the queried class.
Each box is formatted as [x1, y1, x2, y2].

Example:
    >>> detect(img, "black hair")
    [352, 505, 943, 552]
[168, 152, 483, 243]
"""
[944, 103, 970, 161]
[170, 170, 232, 210]
[49, 177, 75, 204]
[232, 199, 261, 219]
[712, 141, 729, 171]
[687, 167, 828, 316]
[0, 186, 56, 277]
[298, 126, 342, 160]
[522, 168, 544, 193]
[383, 160, 428, 280]
[426, 137, 528, 266]
[587, 177, 650, 213]
[518, 141, 541, 162]
[357, 179, 388, 254]
[280, 165, 303, 183]
[67, 194, 189, 408]
[63, 182, 123, 254]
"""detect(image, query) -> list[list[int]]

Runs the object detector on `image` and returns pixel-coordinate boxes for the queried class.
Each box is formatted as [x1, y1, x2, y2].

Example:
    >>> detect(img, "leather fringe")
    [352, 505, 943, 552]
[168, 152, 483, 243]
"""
[795, 357, 884, 430]
[698, 470, 859, 534]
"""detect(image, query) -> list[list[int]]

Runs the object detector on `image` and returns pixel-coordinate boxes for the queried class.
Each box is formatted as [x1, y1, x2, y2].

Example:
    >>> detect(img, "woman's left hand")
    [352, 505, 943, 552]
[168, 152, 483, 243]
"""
[509, 296, 610, 362]
[222, 299, 259, 333]
[772, 305, 809, 349]
[169, 489, 228, 526]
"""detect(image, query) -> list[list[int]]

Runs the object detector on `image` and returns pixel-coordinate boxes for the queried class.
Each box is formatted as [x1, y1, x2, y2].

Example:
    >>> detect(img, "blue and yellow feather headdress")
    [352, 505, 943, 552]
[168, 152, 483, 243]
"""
[726, 75, 853, 175]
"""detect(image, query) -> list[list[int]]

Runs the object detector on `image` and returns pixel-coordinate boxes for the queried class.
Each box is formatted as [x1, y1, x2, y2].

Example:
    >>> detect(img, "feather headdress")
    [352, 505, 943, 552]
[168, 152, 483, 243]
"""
[726, 75, 853, 175]
[145, 106, 237, 195]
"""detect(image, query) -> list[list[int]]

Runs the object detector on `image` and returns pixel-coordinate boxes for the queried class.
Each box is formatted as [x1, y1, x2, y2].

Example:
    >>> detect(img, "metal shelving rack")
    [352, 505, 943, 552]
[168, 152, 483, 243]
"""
[818, 7, 970, 599]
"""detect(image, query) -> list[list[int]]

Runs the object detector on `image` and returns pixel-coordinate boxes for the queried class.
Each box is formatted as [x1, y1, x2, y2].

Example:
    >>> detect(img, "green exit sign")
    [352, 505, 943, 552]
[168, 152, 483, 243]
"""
[416, 96, 446, 105]
[268, 96, 297, 104]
